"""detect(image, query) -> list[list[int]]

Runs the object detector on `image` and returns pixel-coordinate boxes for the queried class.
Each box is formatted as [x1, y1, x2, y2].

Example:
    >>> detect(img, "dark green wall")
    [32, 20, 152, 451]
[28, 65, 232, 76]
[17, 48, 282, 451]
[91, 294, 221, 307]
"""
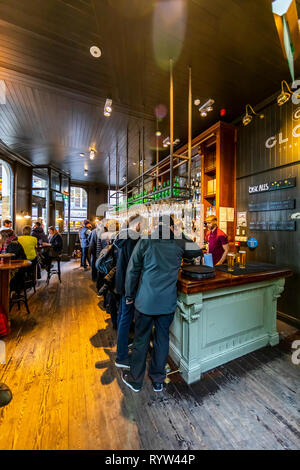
[237, 98, 300, 325]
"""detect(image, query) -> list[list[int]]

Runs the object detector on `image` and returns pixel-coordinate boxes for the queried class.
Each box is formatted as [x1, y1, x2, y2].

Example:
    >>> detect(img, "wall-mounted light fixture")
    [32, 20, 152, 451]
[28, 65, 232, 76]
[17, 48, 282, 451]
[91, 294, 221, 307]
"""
[277, 80, 300, 105]
[80, 153, 85, 157]
[242, 104, 264, 126]
[89, 149, 96, 160]
[104, 98, 112, 117]
[16, 211, 31, 220]
[84, 169, 88, 177]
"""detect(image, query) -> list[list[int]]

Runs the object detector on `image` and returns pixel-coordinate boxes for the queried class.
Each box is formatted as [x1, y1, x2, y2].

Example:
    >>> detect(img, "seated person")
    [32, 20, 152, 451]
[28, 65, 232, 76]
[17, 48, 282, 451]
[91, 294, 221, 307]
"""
[0, 219, 14, 232]
[18, 225, 38, 284]
[31, 221, 48, 245]
[18, 225, 38, 262]
[0, 229, 27, 294]
[0, 229, 26, 259]
[40, 226, 63, 269]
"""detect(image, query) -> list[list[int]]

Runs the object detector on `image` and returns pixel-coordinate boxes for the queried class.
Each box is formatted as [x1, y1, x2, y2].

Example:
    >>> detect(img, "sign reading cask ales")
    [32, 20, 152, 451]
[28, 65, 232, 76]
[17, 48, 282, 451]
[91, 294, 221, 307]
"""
[248, 177, 296, 194]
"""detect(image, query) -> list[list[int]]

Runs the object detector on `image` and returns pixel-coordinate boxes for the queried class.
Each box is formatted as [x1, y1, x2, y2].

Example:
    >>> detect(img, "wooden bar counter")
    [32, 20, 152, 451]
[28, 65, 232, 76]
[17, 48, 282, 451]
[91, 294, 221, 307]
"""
[169, 266, 292, 384]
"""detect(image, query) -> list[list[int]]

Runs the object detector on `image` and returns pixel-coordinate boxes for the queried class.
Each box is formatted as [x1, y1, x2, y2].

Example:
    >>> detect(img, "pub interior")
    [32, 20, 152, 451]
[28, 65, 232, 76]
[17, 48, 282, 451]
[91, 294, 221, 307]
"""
[0, 0, 299, 452]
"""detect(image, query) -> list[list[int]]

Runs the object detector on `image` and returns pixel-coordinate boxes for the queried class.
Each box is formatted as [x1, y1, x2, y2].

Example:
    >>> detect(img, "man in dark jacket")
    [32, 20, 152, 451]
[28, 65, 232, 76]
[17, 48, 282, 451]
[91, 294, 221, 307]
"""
[113, 214, 142, 368]
[31, 221, 48, 244]
[88, 222, 105, 282]
[122, 215, 202, 393]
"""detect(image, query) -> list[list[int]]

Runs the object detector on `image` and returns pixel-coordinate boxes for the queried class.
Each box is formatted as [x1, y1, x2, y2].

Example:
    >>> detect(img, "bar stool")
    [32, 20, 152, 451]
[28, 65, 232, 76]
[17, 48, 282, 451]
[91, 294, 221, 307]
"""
[9, 270, 30, 315]
[46, 255, 62, 285]
[24, 260, 37, 293]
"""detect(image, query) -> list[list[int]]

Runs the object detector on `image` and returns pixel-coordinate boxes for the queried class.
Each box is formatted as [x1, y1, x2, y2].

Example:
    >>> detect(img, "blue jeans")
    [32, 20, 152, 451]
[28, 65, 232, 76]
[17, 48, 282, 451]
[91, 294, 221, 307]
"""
[81, 246, 89, 268]
[116, 296, 135, 363]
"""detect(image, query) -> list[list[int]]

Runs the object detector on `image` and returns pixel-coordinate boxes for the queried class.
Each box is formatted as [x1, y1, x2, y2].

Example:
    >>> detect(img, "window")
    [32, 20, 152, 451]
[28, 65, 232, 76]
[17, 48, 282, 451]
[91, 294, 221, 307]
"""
[65, 186, 88, 232]
[51, 170, 60, 191]
[0, 159, 13, 225]
[32, 169, 48, 230]
[32, 168, 48, 189]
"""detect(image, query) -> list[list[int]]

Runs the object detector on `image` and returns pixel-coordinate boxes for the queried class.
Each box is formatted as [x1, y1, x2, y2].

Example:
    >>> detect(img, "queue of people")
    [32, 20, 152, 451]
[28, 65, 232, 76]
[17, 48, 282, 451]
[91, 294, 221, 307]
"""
[1, 213, 229, 392]
[86, 214, 203, 393]
[90, 213, 232, 393]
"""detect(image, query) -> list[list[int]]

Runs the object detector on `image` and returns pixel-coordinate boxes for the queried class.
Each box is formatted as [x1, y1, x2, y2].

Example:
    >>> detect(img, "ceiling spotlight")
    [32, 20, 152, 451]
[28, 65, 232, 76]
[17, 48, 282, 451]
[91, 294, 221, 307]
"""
[80, 153, 85, 157]
[163, 137, 170, 147]
[104, 98, 112, 117]
[194, 98, 201, 106]
[90, 45, 102, 58]
[242, 104, 264, 127]
[155, 130, 161, 137]
[90, 149, 95, 160]
[162, 136, 180, 147]
[199, 98, 215, 116]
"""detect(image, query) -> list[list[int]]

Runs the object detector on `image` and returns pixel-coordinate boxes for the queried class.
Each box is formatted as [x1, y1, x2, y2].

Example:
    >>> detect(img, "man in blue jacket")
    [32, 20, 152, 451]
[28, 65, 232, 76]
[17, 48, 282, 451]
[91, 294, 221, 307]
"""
[113, 214, 143, 368]
[122, 215, 202, 393]
[79, 220, 91, 270]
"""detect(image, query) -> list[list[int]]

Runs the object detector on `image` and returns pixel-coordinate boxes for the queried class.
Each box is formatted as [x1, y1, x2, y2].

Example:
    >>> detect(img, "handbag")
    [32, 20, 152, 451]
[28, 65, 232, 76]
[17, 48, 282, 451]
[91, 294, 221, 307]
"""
[0, 304, 10, 338]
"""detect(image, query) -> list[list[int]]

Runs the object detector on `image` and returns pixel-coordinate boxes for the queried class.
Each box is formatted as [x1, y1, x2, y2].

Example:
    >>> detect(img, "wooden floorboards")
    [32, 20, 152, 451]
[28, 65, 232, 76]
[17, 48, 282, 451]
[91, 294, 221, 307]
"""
[0, 260, 299, 450]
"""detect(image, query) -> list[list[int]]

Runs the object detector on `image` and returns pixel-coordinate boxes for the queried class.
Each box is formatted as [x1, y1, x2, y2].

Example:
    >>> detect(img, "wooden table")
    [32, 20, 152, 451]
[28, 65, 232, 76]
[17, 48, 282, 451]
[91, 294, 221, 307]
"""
[0, 260, 32, 316]
[0, 253, 15, 263]
[0, 259, 31, 407]
[170, 265, 293, 384]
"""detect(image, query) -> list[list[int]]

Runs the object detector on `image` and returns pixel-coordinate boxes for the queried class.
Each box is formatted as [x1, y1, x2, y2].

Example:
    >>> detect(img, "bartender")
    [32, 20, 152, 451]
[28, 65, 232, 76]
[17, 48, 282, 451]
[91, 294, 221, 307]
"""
[205, 215, 229, 265]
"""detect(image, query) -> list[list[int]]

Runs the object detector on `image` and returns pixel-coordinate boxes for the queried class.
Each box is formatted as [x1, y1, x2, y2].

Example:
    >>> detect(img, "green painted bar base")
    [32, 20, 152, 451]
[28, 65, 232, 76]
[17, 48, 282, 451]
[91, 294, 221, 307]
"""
[169, 278, 285, 384]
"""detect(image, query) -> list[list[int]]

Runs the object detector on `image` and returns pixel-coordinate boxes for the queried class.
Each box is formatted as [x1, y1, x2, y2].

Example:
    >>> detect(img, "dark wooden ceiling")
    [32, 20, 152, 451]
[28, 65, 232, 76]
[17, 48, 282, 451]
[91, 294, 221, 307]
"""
[0, 0, 300, 185]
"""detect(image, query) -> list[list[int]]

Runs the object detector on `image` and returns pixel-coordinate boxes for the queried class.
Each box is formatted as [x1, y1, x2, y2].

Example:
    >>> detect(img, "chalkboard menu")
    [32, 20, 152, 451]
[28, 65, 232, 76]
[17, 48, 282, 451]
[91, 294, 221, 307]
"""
[249, 222, 268, 231]
[269, 221, 295, 231]
[249, 221, 296, 231]
[248, 200, 295, 212]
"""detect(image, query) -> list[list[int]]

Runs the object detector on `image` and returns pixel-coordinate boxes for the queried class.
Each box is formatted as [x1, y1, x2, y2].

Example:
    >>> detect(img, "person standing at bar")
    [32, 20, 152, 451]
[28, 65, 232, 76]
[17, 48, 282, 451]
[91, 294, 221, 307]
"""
[79, 220, 91, 270]
[205, 215, 229, 265]
[113, 214, 143, 369]
[88, 221, 105, 282]
[122, 215, 202, 393]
